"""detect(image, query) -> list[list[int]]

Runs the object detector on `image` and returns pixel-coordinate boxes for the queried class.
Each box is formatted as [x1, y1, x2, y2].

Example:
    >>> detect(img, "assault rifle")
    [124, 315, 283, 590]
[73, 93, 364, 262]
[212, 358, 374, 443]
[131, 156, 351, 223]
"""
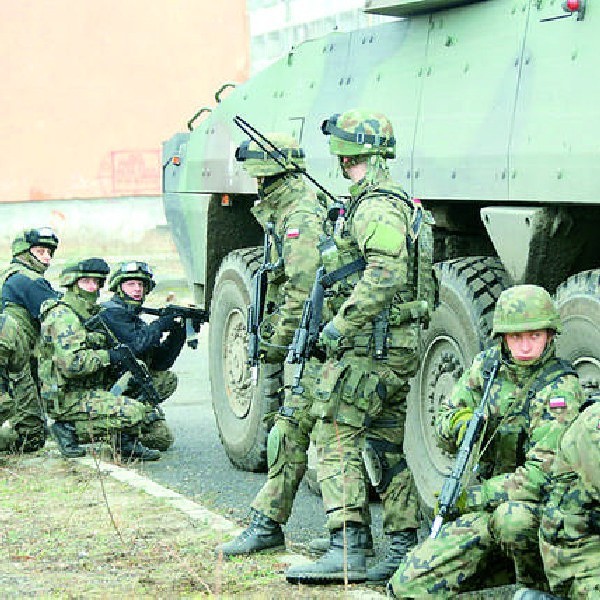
[247, 222, 282, 385]
[85, 314, 162, 407]
[430, 358, 500, 538]
[286, 266, 326, 395]
[141, 304, 209, 349]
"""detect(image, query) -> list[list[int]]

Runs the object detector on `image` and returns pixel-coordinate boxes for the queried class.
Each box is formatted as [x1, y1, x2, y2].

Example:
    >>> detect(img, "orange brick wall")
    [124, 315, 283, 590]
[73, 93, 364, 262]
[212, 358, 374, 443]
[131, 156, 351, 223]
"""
[0, 1, 249, 202]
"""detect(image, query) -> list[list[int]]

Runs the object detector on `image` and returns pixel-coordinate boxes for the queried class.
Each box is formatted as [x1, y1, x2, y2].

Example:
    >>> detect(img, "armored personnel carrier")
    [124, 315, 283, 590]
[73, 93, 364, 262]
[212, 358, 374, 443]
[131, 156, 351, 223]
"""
[162, 0, 599, 508]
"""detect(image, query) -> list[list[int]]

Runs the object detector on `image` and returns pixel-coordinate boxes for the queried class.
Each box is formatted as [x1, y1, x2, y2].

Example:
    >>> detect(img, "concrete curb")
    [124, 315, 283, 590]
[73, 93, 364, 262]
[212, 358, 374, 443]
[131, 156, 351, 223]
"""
[77, 456, 387, 598]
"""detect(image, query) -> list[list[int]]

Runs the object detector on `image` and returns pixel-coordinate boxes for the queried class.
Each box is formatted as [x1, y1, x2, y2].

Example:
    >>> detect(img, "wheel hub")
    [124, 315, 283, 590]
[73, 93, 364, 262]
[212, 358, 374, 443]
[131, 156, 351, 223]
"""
[222, 307, 252, 418]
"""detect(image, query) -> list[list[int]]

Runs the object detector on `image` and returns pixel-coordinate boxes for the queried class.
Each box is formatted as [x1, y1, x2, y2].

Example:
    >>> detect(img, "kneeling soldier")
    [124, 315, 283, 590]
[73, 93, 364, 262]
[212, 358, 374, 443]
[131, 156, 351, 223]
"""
[39, 258, 159, 461]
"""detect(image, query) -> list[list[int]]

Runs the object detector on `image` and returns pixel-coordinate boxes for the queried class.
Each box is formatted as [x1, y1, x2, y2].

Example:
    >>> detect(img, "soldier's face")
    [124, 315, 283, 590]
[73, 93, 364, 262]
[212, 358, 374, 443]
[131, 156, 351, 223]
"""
[77, 277, 101, 293]
[30, 245, 53, 266]
[339, 156, 367, 183]
[504, 329, 550, 362]
[121, 279, 145, 301]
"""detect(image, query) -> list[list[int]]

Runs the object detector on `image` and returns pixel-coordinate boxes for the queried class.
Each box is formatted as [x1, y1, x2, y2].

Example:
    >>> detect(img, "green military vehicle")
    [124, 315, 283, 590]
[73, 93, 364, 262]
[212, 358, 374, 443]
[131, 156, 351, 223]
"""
[162, 0, 599, 509]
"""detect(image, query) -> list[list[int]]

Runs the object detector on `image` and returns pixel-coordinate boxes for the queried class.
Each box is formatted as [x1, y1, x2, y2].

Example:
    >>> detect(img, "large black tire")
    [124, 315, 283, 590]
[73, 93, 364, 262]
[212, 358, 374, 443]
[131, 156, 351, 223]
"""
[405, 256, 509, 511]
[555, 269, 600, 399]
[209, 248, 283, 471]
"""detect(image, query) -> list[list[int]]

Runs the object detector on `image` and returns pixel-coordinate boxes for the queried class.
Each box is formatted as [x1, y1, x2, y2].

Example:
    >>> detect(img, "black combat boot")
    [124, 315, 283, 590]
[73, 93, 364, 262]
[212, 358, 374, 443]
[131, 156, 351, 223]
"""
[366, 528, 418, 582]
[215, 509, 284, 556]
[308, 526, 375, 557]
[285, 523, 368, 584]
[51, 421, 86, 458]
[117, 433, 160, 461]
[513, 589, 564, 600]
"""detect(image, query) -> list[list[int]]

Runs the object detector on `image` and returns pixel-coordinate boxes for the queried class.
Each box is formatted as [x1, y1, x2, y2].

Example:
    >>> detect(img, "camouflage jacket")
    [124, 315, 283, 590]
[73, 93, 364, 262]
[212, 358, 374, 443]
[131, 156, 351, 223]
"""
[251, 174, 325, 346]
[322, 172, 420, 349]
[0, 256, 59, 351]
[39, 290, 111, 412]
[437, 341, 584, 511]
[541, 400, 600, 546]
[0, 312, 37, 409]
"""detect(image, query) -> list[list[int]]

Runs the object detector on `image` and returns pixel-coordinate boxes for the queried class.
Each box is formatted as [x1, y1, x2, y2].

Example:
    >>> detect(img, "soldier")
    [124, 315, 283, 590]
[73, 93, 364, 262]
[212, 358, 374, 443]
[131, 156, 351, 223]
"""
[38, 258, 159, 461]
[285, 109, 437, 584]
[0, 227, 61, 451]
[0, 314, 40, 452]
[515, 397, 600, 600]
[388, 284, 585, 598]
[99, 261, 185, 451]
[215, 133, 333, 556]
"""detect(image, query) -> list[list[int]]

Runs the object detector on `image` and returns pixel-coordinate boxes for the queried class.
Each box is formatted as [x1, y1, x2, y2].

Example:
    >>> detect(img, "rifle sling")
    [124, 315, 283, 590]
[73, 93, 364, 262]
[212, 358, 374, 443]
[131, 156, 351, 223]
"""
[320, 257, 367, 289]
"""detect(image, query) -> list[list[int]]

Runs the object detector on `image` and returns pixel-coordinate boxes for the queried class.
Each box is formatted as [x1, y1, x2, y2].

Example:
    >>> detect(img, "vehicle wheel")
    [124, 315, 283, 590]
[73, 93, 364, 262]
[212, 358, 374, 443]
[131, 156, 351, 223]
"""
[555, 269, 600, 399]
[405, 256, 509, 512]
[209, 248, 283, 471]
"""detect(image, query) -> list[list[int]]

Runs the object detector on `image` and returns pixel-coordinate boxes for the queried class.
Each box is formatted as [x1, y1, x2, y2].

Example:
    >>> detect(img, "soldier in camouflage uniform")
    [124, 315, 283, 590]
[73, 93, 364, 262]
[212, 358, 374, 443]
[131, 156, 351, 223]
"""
[99, 261, 185, 451]
[0, 227, 61, 451]
[39, 258, 159, 461]
[216, 133, 335, 556]
[286, 109, 437, 584]
[0, 314, 39, 451]
[388, 284, 585, 598]
[516, 398, 600, 600]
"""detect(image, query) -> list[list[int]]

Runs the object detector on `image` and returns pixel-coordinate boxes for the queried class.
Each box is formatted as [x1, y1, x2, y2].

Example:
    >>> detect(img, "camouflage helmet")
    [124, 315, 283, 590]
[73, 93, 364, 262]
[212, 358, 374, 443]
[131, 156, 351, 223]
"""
[12, 227, 59, 257]
[109, 261, 156, 293]
[492, 284, 562, 336]
[59, 257, 110, 288]
[235, 133, 305, 177]
[321, 109, 396, 158]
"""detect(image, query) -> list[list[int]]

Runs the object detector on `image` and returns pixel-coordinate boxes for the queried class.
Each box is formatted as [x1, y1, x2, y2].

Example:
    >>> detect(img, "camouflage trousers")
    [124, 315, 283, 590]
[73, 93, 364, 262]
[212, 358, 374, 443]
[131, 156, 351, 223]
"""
[390, 501, 545, 597]
[138, 370, 176, 451]
[310, 346, 420, 533]
[51, 388, 149, 442]
[0, 371, 45, 452]
[540, 519, 600, 599]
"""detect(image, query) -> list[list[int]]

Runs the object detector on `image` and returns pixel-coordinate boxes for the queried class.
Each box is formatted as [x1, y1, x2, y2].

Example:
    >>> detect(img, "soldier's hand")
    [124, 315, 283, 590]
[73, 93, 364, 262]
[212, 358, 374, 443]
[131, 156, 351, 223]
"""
[319, 321, 342, 355]
[157, 314, 176, 332]
[449, 407, 474, 446]
[434, 489, 468, 520]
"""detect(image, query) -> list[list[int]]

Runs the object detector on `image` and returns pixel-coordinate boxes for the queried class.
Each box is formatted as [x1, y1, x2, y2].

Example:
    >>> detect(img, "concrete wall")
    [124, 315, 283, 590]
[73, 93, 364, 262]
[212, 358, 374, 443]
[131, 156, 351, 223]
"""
[0, 1, 249, 203]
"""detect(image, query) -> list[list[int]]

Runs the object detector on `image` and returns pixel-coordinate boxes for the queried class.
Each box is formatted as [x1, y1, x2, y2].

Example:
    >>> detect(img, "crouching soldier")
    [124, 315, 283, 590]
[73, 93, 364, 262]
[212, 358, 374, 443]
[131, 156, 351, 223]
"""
[389, 284, 584, 598]
[99, 261, 184, 451]
[39, 258, 159, 461]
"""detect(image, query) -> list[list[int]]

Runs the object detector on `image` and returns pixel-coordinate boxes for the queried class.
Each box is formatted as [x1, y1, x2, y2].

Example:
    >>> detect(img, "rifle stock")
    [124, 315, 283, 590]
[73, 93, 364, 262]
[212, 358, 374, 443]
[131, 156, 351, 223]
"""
[430, 359, 500, 538]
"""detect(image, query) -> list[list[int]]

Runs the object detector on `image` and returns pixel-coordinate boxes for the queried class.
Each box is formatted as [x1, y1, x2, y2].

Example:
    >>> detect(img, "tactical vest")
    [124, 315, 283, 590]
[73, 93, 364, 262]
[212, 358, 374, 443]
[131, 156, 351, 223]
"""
[320, 186, 437, 333]
[481, 353, 578, 479]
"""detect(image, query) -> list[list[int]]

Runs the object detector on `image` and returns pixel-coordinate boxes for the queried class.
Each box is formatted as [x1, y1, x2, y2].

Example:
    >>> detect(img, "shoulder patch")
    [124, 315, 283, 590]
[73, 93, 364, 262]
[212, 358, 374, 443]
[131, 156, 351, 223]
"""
[549, 397, 567, 409]
[286, 228, 300, 239]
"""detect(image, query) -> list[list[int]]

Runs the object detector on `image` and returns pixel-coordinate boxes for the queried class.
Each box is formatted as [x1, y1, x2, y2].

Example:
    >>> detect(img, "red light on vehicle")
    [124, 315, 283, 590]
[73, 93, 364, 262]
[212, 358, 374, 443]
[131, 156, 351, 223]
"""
[566, 0, 579, 10]
[172, 156, 181, 166]
[221, 194, 231, 207]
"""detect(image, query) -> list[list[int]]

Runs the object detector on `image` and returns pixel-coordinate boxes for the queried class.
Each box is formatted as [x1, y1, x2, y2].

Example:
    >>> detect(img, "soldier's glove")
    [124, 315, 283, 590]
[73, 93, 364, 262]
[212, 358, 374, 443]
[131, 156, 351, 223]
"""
[319, 321, 342, 355]
[157, 314, 177, 332]
[449, 407, 474, 446]
[589, 510, 600, 534]
[108, 346, 129, 366]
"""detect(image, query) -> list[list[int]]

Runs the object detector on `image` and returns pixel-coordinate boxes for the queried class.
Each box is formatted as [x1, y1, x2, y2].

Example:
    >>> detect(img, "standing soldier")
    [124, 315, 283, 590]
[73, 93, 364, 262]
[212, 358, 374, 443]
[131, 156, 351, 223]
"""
[39, 258, 159, 461]
[388, 285, 585, 598]
[516, 397, 600, 600]
[0, 227, 61, 451]
[286, 109, 437, 584]
[215, 133, 331, 556]
[100, 261, 186, 451]
[0, 314, 39, 452]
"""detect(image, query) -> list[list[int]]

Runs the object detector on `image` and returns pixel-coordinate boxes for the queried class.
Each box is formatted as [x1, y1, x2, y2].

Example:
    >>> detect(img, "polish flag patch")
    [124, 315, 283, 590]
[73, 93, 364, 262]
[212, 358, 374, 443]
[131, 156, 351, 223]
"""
[549, 397, 567, 409]
[286, 228, 300, 238]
